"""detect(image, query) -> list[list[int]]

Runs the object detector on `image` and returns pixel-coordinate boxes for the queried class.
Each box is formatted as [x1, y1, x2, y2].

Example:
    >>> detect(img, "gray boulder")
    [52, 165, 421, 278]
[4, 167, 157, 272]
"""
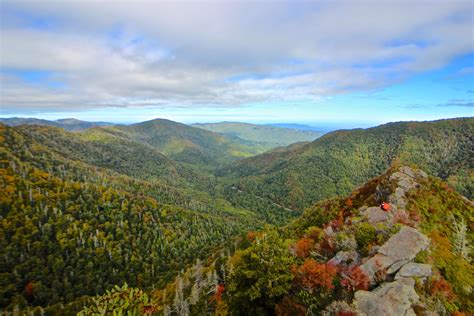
[353, 277, 419, 316]
[360, 226, 430, 284]
[328, 250, 360, 268]
[395, 262, 432, 280]
[362, 206, 393, 225]
[378, 226, 430, 261]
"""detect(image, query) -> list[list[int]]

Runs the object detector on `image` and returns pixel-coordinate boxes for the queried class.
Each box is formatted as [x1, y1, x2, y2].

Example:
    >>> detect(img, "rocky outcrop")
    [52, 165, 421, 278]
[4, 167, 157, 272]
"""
[378, 226, 430, 260]
[360, 226, 430, 284]
[395, 262, 432, 280]
[326, 167, 435, 316]
[361, 206, 393, 225]
[328, 250, 360, 268]
[388, 166, 427, 210]
[353, 277, 419, 316]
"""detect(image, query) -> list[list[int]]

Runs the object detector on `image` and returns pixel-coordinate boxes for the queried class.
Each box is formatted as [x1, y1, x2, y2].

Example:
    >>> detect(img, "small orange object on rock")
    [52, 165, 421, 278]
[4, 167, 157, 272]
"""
[380, 202, 391, 212]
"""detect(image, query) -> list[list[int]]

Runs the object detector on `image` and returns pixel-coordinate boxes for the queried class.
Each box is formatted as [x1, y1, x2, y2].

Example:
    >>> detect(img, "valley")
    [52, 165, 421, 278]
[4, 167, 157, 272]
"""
[0, 117, 472, 315]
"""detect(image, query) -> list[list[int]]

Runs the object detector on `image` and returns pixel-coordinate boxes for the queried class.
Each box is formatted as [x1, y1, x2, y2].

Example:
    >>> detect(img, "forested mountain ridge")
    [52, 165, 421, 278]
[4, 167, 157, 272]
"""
[83, 119, 264, 170]
[0, 118, 273, 171]
[193, 122, 322, 151]
[218, 118, 473, 210]
[0, 123, 297, 313]
[97, 166, 471, 315]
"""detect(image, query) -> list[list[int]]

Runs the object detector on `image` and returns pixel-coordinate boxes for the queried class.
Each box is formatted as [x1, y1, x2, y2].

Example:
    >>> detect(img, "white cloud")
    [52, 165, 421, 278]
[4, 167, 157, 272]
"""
[0, 0, 473, 113]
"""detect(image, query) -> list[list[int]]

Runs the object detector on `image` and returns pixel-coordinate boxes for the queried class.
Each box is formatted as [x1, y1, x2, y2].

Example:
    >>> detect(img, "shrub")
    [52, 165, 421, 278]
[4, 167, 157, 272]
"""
[341, 266, 370, 292]
[354, 222, 377, 253]
[294, 237, 316, 258]
[294, 259, 337, 293]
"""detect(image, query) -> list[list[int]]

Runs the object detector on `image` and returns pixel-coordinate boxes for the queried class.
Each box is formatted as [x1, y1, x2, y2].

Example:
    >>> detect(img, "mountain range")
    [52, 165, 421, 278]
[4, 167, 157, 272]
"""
[0, 117, 114, 131]
[0, 116, 472, 314]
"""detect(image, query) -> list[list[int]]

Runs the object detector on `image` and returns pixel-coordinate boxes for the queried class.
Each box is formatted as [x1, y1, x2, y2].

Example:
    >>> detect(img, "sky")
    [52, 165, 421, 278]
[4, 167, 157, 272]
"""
[0, 0, 473, 126]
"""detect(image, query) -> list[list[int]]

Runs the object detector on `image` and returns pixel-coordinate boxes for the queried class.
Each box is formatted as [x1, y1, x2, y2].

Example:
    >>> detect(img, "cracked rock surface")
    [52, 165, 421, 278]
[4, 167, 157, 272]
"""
[354, 277, 419, 316]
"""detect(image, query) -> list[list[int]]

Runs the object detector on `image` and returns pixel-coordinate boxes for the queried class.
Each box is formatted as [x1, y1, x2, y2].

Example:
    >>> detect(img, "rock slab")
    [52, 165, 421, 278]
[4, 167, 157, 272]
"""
[360, 226, 430, 283]
[353, 277, 419, 316]
[395, 262, 432, 279]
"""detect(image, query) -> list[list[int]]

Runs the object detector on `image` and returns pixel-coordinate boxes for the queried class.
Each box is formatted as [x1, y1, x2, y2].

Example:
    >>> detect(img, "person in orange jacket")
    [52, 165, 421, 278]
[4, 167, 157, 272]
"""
[380, 202, 391, 212]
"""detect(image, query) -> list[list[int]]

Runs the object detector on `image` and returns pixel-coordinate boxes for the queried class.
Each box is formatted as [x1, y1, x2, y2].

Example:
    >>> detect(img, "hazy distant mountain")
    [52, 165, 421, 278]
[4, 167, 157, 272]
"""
[193, 122, 323, 150]
[266, 123, 320, 131]
[0, 117, 114, 131]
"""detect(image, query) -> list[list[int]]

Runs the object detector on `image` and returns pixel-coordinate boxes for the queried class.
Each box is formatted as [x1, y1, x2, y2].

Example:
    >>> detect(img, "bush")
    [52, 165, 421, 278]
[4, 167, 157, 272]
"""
[354, 222, 377, 254]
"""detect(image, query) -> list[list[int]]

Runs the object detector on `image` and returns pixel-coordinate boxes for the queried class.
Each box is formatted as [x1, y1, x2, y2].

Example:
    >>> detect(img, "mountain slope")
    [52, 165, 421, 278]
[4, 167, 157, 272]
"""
[135, 166, 472, 316]
[0, 117, 113, 131]
[218, 118, 474, 210]
[222, 166, 474, 315]
[81, 119, 263, 170]
[13, 124, 205, 189]
[0, 123, 278, 312]
[193, 122, 322, 151]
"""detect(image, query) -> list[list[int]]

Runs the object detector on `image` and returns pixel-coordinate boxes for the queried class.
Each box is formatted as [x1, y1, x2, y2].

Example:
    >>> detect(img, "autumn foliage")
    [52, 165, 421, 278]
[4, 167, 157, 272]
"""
[294, 237, 315, 258]
[293, 259, 337, 292]
[246, 231, 257, 242]
[25, 282, 34, 296]
[211, 284, 225, 303]
[340, 266, 370, 292]
[429, 277, 455, 300]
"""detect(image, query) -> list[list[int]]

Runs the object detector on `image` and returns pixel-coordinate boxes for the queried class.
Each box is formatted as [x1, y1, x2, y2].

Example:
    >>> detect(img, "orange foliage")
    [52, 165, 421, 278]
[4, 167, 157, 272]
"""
[345, 198, 353, 208]
[429, 277, 455, 300]
[294, 259, 337, 292]
[294, 237, 315, 258]
[246, 231, 257, 242]
[341, 266, 370, 292]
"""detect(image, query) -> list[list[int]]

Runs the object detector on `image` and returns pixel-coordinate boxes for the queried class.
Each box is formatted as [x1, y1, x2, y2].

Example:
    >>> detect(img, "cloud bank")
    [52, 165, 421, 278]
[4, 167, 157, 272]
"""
[0, 0, 473, 113]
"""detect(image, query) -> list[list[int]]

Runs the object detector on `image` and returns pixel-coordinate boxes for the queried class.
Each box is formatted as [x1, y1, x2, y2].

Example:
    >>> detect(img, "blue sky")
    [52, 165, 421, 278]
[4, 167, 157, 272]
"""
[0, 0, 472, 126]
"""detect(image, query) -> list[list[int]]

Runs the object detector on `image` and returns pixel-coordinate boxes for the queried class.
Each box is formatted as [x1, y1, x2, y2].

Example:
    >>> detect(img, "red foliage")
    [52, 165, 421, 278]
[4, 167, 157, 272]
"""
[25, 282, 34, 296]
[341, 266, 370, 292]
[294, 259, 337, 292]
[211, 284, 225, 302]
[275, 296, 306, 316]
[429, 277, 455, 300]
[328, 218, 343, 231]
[294, 237, 315, 258]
